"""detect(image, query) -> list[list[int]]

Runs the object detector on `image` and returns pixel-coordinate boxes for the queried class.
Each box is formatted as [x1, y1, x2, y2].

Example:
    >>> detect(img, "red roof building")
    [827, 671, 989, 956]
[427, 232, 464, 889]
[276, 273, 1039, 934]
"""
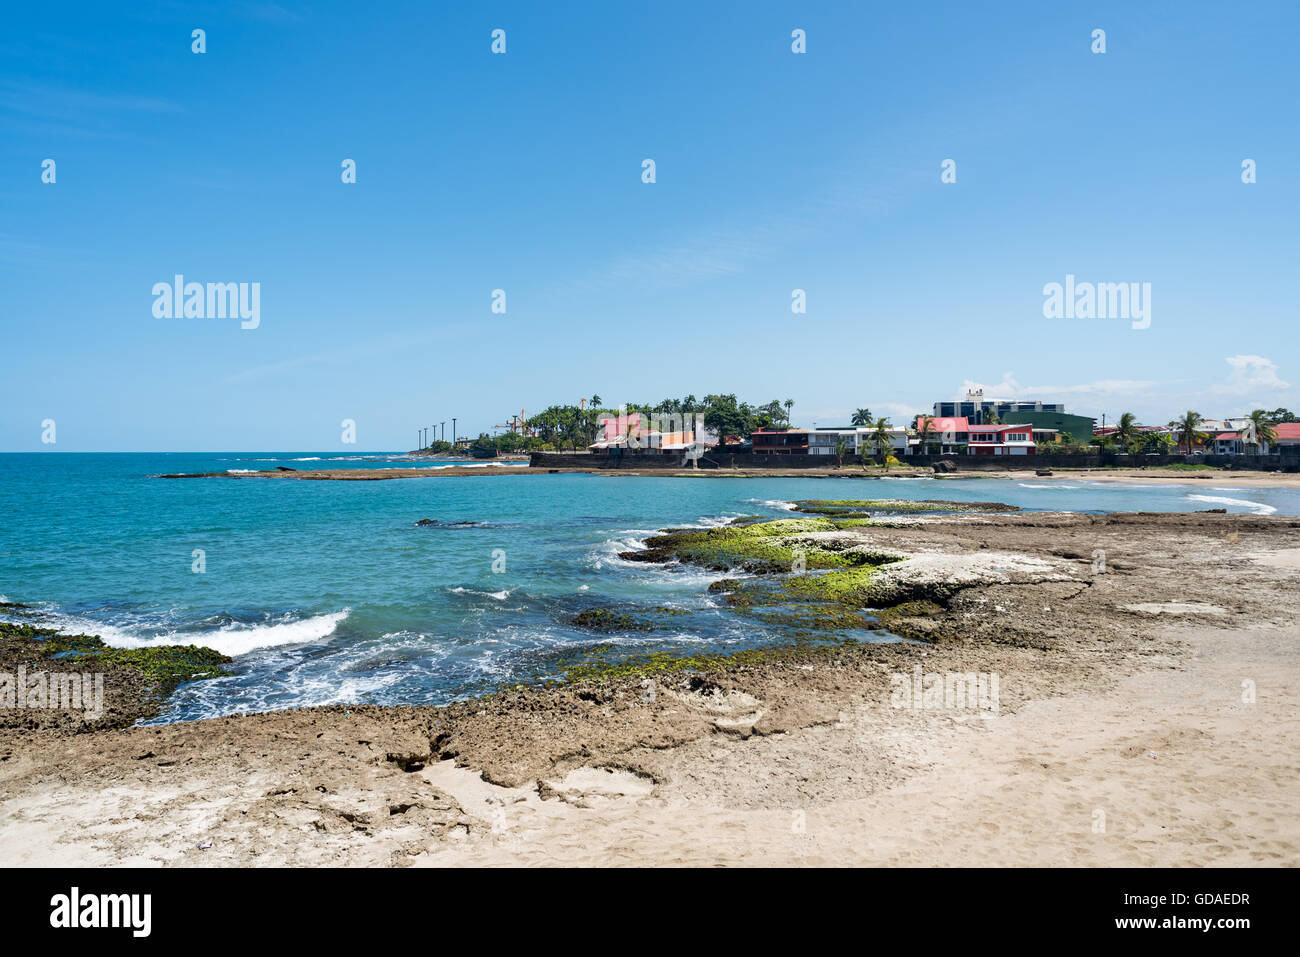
[966, 422, 1037, 455]
[915, 416, 969, 435]
[1271, 422, 1300, 446]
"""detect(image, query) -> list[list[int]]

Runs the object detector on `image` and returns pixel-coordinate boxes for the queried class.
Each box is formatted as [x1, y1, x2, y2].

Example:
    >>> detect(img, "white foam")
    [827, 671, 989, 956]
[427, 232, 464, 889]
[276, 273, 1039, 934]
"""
[449, 586, 511, 600]
[1187, 494, 1276, 515]
[93, 608, 350, 657]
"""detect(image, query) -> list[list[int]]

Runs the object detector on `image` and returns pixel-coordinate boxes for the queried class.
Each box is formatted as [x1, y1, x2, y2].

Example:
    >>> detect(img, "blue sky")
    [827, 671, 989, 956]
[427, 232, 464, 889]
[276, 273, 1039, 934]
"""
[3, 0, 1297, 451]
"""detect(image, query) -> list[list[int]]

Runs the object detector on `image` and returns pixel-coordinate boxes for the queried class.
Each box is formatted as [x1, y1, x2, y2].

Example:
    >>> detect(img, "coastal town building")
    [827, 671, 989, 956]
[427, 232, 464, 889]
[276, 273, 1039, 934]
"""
[1271, 423, 1300, 449]
[932, 390, 1095, 441]
[911, 416, 969, 454]
[589, 412, 716, 453]
[751, 429, 809, 454]
[807, 426, 910, 457]
[967, 423, 1039, 455]
[1096, 416, 1294, 455]
[933, 393, 1065, 422]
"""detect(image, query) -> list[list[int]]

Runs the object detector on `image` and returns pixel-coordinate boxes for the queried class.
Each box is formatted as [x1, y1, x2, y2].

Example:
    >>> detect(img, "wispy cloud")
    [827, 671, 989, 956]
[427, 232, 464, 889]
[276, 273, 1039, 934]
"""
[1210, 355, 1289, 395]
[546, 171, 908, 298]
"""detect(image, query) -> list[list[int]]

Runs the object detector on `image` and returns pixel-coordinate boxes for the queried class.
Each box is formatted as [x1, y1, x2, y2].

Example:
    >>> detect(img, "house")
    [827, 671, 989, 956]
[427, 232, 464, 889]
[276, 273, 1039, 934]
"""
[809, 427, 909, 458]
[807, 428, 857, 457]
[1271, 422, 1300, 449]
[590, 412, 716, 454]
[1214, 431, 1248, 454]
[912, 417, 969, 454]
[966, 423, 1037, 455]
[751, 429, 809, 454]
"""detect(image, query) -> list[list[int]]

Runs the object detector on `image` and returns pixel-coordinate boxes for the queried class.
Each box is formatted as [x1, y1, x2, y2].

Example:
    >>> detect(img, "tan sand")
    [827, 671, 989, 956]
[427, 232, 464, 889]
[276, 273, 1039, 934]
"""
[413, 619, 1297, 867]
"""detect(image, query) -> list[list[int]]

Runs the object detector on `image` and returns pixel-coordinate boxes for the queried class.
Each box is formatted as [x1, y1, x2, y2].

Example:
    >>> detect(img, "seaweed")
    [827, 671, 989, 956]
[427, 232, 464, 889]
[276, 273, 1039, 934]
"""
[0, 620, 232, 694]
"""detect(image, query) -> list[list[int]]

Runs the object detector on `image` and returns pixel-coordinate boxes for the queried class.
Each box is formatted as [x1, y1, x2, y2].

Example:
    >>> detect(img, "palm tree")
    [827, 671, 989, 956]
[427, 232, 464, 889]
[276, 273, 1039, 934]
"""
[1171, 411, 1206, 455]
[834, 435, 848, 468]
[850, 408, 872, 427]
[871, 417, 893, 466]
[915, 417, 935, 455]
[1248, 409, 1278, 453]
[1116, 412, 1138, 453]
[783, 398, 794, 427]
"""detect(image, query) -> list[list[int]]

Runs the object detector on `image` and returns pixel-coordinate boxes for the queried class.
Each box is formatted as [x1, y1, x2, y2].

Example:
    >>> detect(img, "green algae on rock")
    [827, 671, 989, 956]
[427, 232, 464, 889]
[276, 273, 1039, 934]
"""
[570, 608, 657, 632]
[620, 517, 864, 573]
[0, 620, 233, 730]
[1, 621, 232, 693]
[557, 635, 870, 684]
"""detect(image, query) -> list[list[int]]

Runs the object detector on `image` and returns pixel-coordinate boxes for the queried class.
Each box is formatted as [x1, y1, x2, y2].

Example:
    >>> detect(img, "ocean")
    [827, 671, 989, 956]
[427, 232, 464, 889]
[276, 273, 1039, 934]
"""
[2, 452, 1295, 723]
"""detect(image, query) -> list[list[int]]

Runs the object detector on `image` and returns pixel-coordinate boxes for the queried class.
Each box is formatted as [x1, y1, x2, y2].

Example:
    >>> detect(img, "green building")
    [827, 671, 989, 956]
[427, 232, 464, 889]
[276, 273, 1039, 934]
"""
[999, 410, 1096, 443]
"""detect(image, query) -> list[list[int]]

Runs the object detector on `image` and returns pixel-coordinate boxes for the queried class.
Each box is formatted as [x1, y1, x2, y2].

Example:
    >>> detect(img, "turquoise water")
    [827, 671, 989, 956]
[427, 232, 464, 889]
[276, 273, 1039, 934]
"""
[2, 453, 1296, 723]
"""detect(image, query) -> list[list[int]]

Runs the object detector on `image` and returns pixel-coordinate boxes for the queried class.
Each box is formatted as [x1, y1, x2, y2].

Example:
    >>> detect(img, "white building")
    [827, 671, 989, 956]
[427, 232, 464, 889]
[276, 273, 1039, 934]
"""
[808, 427, 909, 457]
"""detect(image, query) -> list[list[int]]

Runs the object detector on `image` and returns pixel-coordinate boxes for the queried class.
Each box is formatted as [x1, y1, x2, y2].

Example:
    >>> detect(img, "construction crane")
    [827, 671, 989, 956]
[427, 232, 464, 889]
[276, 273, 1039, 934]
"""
[492, 409, 531, 435]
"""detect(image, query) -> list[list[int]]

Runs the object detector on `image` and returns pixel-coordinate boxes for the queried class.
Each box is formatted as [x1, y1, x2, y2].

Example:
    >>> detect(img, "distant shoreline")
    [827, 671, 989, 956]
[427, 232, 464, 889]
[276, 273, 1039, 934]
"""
[157, 465, 1300, 488]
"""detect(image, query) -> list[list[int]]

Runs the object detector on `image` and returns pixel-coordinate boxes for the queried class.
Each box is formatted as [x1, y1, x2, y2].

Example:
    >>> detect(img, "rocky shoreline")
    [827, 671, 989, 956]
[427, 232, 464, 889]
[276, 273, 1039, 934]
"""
[2, 508, 1297, 865]
[156, 465, 1300, 487]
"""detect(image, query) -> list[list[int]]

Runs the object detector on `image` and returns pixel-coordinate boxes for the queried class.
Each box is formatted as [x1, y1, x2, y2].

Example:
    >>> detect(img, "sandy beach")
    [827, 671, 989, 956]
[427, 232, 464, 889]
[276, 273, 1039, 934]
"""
[2, 510, 1296, 866]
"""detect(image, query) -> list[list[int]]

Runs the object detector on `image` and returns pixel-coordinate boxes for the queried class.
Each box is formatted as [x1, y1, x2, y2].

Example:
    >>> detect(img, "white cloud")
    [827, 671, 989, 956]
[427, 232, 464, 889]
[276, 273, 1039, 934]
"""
[1211, 355, 1289, 395]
